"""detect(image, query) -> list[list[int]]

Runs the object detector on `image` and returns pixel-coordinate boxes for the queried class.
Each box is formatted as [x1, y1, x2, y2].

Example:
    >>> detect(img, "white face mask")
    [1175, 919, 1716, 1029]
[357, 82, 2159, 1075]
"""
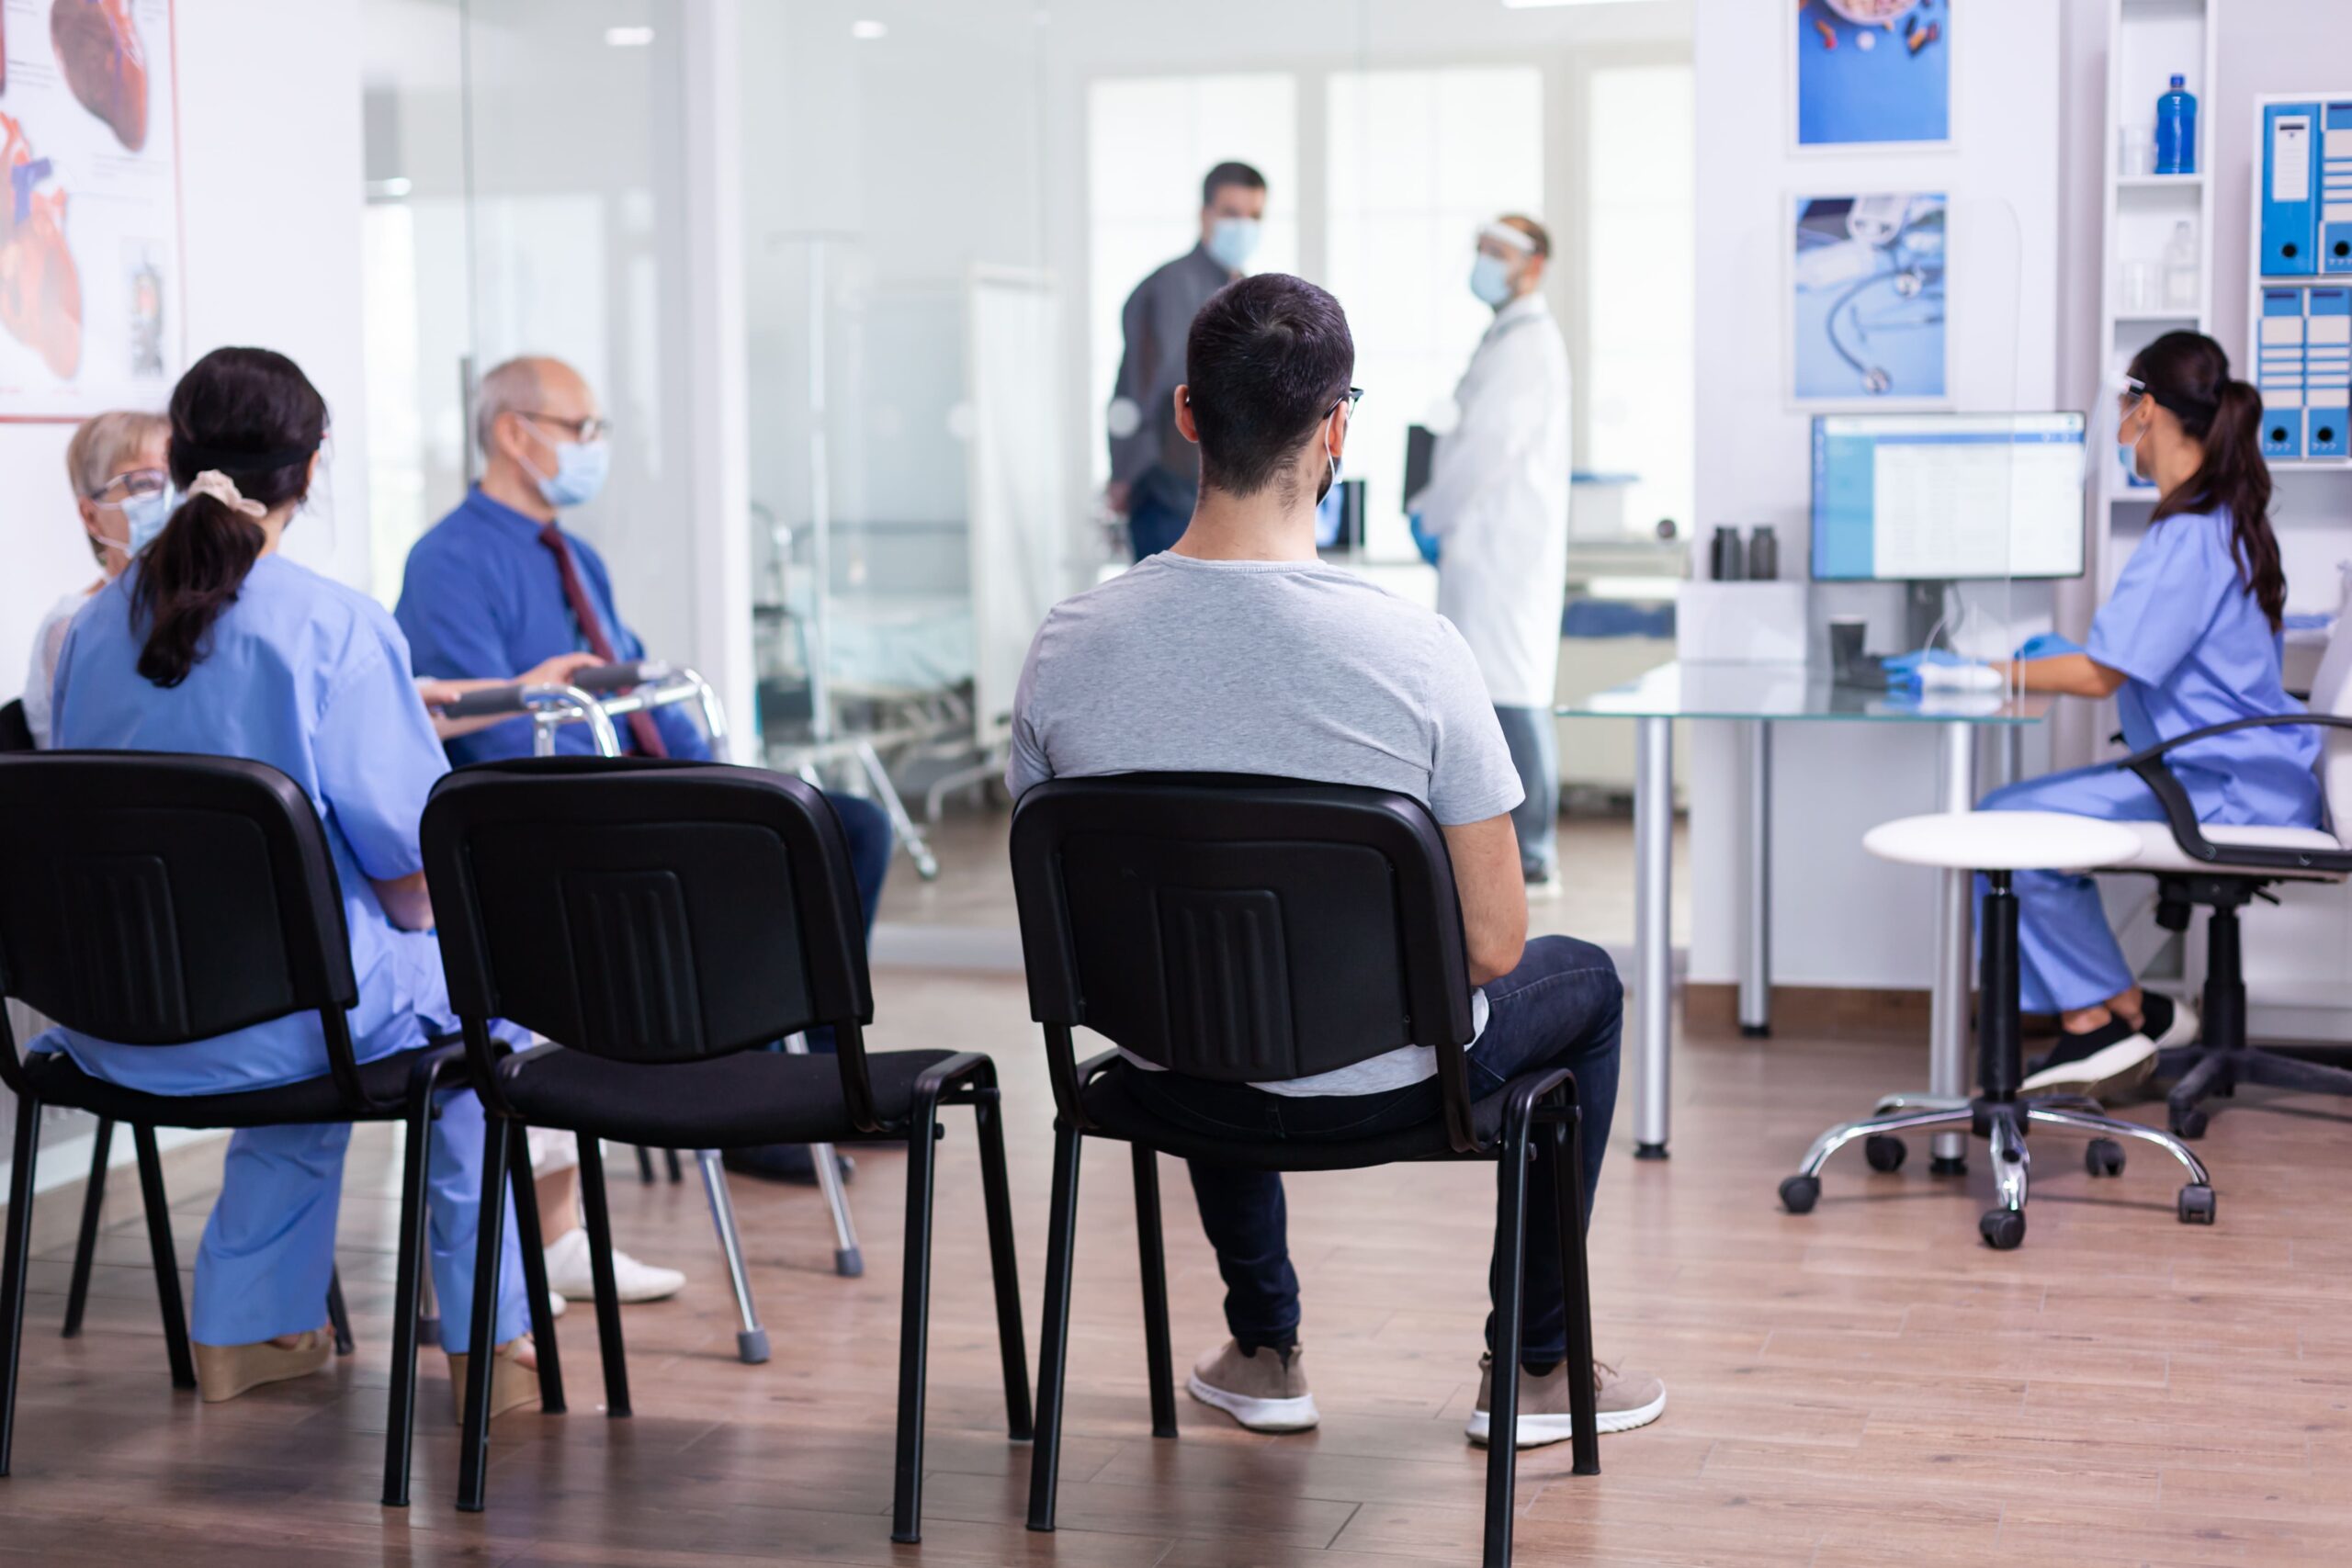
[1470, 253, 1515, 309]
[1206, 216, 1261, 272]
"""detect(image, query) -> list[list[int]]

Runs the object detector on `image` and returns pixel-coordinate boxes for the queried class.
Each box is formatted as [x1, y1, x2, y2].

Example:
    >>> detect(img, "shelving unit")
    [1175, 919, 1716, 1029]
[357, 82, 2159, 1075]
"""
[2245, 94, 2352, 475]
[2093, 0, 2220, 591]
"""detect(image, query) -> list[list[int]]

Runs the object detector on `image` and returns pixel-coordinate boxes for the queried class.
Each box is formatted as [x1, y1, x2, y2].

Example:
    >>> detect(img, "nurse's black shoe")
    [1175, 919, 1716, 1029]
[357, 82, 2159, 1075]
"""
[2019, 994, 2192, 1100]
[720, 1144, 855, 1186]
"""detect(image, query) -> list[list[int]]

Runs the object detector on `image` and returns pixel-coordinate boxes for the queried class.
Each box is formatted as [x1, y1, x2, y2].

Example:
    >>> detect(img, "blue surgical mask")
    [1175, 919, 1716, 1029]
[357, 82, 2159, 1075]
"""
[1470, 253, 1515, 309]
[122, 488, 174, 553]
[1206, 217, 1261, 272]
[526, 438, 611, 509]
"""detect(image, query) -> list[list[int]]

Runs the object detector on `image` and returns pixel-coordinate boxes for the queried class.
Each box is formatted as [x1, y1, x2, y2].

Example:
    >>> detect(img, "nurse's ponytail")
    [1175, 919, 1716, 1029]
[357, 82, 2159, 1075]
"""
[134, 348, 327, 687]
[2129, 331, 2284, 632]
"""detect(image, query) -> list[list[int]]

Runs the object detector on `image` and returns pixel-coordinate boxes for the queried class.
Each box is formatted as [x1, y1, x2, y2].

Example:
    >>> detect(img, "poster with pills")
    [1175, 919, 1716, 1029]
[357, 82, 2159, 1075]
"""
[1794, 0, 1953, 151]
[0, 0, 182, 421]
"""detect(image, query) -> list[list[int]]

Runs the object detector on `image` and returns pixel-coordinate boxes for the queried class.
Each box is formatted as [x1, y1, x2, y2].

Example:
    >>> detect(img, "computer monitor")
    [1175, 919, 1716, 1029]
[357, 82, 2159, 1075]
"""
[1809, 412, 2087, 582]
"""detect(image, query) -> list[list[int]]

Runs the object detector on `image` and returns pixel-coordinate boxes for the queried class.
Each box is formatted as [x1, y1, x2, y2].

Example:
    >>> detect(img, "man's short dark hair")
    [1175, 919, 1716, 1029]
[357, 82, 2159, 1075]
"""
[1184, 274, 1354, 501]
[1202, 161, 1267, 208]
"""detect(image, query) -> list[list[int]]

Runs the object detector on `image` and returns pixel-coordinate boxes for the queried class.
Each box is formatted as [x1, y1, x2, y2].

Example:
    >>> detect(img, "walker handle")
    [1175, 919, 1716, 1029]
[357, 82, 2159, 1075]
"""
[435, 684, 529, 720]
[571, 660, 671, 694]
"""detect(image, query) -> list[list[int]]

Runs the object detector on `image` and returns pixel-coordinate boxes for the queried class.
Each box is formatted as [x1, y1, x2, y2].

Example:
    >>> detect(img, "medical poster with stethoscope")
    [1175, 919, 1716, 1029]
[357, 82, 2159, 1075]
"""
[1790, 193, 1950, 407]
[1793, 0, 1952, 151]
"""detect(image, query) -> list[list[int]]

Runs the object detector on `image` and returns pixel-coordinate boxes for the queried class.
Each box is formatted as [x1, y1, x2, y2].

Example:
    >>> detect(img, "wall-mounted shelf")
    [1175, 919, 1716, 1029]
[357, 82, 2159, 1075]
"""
[2117, 173, 2206, 189]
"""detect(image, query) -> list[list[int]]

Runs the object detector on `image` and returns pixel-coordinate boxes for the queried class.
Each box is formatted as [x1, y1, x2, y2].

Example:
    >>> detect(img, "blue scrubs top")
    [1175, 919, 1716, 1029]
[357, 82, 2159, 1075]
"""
[394, 488, 707, 766]
[41, 556, 459, 1094]
[2086, 505, 2321, 828]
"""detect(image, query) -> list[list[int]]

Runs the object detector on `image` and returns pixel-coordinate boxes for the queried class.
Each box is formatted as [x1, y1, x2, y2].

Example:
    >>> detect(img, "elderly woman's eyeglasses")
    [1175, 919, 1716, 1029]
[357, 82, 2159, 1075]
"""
[87, 468, 169, 506]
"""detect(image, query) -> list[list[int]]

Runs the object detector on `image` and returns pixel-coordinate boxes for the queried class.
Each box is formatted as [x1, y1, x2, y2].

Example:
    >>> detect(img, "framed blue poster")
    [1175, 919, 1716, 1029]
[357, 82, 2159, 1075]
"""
[1794, 0, 1952, 151]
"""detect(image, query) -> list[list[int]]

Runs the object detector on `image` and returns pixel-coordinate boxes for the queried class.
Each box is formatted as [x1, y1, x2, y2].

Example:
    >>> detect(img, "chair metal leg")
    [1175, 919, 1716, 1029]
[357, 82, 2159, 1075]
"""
[695, 1150, 769, 1363]
[972, 1076, 1032, 1441]
[574, 1134, 631, 1418]
[2231, 1048, 2352, 1100]
[381, 1091, 436, 1507]
[2024, 1104, 2212, 1187]
[1484, 1104, 1534, 1568]
[418, 1267, 440, 1348]
[663, 1148, 684, 1183]
[1, 1092, 41, 1477]
[507, 1146, 566, 1413]
[2166, 1049, 2233, 1136]
[61, 1116, 112, 1339]
[1543, 1092, 1600, 1479]
[1025, 1122, 1085, 1533]
[1130, 1145, 1178, 1439]
[456, 1118, 514, 1513]
[1794, 1103, 1977, 1181]
[634, 1145, 655, 1184]
[130, 1125, 195, 1391]
[891, 1080, 946, 1544]
[785, 1033, 862, 1277]
[326, 1267, 355, 1356]
[1987, 1111, 2030, 1215]
[1869, 1093, 1970, 1115]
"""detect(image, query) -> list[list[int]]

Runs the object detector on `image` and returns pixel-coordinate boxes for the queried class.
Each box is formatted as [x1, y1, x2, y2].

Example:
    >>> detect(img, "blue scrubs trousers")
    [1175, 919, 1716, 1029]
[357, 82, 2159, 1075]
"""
[193, 1085, 529, 1352]
[1976, 763, 2165, 1016]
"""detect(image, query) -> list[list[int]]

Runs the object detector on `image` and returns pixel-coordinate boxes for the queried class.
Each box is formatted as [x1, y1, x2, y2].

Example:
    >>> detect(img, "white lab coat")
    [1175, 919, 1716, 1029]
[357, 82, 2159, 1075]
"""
[1408, 293, 1572, 710]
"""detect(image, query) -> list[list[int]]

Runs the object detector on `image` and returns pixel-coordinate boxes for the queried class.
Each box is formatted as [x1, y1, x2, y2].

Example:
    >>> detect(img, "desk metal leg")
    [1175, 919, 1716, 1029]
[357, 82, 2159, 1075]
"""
[1634, 716, 1674, 1159]
[1740, 721, 1772, 1038]
[1929, 723, 1977, 1172]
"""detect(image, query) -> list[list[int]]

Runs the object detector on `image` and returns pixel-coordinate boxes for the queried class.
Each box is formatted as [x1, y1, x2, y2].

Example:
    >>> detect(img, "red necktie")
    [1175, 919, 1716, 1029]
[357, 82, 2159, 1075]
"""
[538, 523, 667, 758]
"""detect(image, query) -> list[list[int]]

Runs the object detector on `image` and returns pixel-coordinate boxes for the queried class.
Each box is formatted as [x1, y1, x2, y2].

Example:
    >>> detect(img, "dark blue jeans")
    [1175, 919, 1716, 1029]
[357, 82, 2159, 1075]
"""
[802, 792, 891, 1056]
[1126, 497, 1190, 560]
[1126, 934, 1623, 1365]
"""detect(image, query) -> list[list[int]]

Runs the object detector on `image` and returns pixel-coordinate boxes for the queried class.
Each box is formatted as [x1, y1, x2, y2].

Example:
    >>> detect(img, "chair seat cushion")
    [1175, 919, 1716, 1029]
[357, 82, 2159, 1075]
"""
[493, 1046, 959, 1147]
[20, 1045, 452, 1130]
[2102, 820, 2349, 879]
[1863, 810, 2143, 872]
[1079, 1062, 1513, 1170]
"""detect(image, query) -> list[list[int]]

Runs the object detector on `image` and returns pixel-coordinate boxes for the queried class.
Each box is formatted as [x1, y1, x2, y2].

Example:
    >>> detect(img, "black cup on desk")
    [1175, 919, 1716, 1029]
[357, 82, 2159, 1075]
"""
[1828, 616, 1867, 677]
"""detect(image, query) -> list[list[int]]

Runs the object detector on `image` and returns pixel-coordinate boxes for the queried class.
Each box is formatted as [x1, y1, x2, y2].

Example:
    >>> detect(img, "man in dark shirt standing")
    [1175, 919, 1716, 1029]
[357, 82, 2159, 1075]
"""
[1106, 161, 1266, 560]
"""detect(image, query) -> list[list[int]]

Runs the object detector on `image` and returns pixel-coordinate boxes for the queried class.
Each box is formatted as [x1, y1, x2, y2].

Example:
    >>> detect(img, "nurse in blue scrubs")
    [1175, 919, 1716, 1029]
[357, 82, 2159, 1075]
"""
[41, 347, 536, 1407]
[1981, 332, 2318, 1099]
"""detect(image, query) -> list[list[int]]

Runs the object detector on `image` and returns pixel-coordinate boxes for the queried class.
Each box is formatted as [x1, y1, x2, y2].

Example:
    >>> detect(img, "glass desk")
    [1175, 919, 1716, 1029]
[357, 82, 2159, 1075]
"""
[1558, 660, 2050, 1163]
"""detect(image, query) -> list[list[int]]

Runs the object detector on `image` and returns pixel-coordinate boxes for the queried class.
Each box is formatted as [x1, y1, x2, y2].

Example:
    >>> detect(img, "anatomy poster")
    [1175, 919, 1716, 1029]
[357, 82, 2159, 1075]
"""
[0, 0, 180, 420]
[1790, 193, 1949, 406]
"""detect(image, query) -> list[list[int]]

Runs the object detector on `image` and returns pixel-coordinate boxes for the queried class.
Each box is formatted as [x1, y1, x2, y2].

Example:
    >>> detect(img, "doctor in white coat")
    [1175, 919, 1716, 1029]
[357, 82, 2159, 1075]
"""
[1408, 215, 1573, 887]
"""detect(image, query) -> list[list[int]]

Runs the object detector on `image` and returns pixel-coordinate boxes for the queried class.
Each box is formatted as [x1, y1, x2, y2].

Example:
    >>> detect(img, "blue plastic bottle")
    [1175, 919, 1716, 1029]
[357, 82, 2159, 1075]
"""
[2155, 74, 2199, 175]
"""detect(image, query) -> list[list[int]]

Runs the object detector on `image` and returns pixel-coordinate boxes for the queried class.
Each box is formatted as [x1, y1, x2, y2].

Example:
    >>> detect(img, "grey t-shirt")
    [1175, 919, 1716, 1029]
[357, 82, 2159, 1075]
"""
[1008, 552, 1523, 1096]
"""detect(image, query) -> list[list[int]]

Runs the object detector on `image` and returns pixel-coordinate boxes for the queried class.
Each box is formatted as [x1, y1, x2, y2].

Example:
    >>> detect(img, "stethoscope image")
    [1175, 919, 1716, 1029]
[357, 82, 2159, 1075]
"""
[1800, 194, 1947, 396]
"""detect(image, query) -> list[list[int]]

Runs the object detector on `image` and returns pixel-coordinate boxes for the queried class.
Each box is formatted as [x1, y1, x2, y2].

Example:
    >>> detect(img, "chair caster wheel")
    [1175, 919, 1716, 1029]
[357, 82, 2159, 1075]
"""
[1979, 1209, 2026, 1250]
[2169, 1107, 2208, 1140]
[1863, 1134, 1906, 1173]
[1779, 1175, 1820, 1214]
[2177, 1184, 2216, 1225]
[2084, 1138, 2124, 1178]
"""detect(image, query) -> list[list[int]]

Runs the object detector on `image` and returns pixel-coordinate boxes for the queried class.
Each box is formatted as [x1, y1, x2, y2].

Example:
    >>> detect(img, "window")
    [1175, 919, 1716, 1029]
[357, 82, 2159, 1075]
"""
[1327, 66, 1544, 557]
[1087, 73, 1299, 491]
[1584, 62, 1693, 541]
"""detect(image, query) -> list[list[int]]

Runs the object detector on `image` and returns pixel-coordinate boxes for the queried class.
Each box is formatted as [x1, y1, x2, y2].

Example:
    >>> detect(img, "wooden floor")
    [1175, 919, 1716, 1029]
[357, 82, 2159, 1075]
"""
[6, 971, 2352, 1566]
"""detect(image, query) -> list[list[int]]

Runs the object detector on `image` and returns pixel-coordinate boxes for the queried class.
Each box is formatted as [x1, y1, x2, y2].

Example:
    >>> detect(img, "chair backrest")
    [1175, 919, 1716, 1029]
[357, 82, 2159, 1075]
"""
[1008, 774, 1477, 1085]
[421, 757, 873, 1066]
[2309, 616, 2352, 834]
[0, 752, 358, 1047]
[0, 700, 32, 754]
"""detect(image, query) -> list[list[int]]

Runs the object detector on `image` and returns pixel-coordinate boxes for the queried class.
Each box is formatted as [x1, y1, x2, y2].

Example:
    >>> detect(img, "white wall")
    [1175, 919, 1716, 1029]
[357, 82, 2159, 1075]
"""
[1689, 0, 2061, 987]
[1, 1, 370, 707]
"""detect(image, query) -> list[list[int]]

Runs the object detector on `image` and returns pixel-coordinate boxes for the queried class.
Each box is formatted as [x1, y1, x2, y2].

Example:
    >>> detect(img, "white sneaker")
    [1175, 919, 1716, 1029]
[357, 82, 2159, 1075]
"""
[547, 1291, 566, 1321]
[543, 1225, 685, 1303]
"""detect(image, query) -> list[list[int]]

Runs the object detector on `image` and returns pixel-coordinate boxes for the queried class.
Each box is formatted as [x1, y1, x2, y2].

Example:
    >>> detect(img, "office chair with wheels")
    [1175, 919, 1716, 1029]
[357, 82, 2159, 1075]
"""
[420, 756, 1027, 1540]
[2086, 624, 2352, 1137]
[1010, 774, 1601, 1568]
[0, 752, 562, 1507]
[1781, 810, 2216, 1248]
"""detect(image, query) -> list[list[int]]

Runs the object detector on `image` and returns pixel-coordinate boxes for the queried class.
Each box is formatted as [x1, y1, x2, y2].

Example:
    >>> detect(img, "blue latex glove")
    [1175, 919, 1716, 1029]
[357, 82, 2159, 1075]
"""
[1881, 648, 1977, 679]
[2012, 632, 2085, 661]
[1883, 648, 1997, 693]
[1408, 512, 1441, 567]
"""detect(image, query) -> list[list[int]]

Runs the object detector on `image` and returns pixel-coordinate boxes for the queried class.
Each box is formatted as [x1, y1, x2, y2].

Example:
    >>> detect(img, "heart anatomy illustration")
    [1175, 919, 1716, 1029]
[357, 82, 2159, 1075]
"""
[51, 0, 151, 153]
[1, 113, 86, 381]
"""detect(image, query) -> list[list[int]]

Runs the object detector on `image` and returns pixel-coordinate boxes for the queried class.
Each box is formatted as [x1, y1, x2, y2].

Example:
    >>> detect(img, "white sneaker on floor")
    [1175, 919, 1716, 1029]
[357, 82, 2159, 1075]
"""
[547, 1291, 566, 1321]
[543, 1226, 685, 1303]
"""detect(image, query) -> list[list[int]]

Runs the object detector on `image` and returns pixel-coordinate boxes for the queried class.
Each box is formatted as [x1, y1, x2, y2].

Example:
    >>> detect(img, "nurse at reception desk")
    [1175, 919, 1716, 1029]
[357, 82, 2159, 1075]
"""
[1982, 333, 2318, 1100]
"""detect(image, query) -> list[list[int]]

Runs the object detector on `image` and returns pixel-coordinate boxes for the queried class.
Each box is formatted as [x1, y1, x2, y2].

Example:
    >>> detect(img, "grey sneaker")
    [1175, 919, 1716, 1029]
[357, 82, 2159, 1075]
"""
[1186, 1340, 1319, 1432]
[1464, 1353, 1666, 1448]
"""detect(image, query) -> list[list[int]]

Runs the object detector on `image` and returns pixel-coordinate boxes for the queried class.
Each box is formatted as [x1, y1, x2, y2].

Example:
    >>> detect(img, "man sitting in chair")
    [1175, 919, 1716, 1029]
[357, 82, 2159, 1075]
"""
[1007, 274, 1663, 1449]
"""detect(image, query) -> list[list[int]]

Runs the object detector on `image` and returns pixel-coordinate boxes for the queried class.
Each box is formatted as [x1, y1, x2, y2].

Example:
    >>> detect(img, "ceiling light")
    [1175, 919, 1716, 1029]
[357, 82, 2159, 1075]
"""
[851, 19, 888, 40]
[605, 25, 654, 47]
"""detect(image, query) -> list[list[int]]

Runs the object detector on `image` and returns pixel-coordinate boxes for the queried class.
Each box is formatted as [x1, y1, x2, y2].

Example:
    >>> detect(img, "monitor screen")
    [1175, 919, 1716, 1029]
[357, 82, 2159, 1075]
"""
[1809, 412, 2087, 581]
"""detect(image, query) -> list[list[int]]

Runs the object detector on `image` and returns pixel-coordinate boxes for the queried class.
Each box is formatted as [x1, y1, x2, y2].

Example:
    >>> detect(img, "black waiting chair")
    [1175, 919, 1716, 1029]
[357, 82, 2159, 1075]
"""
[0, 701, 31, 754]
[1008, 774, 1601, 1568]
[0, 752, 561, 1506]
[418, 756, 1029, 1539]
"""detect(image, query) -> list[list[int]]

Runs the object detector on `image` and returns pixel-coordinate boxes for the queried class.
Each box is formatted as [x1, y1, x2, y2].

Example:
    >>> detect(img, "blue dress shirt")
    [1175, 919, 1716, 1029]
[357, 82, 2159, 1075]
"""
[395, 487, 707, 764]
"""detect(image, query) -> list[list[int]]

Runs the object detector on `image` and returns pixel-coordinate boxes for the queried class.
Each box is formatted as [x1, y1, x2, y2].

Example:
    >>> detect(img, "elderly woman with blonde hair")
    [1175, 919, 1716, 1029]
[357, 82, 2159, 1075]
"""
[21, 410, 172, 747]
